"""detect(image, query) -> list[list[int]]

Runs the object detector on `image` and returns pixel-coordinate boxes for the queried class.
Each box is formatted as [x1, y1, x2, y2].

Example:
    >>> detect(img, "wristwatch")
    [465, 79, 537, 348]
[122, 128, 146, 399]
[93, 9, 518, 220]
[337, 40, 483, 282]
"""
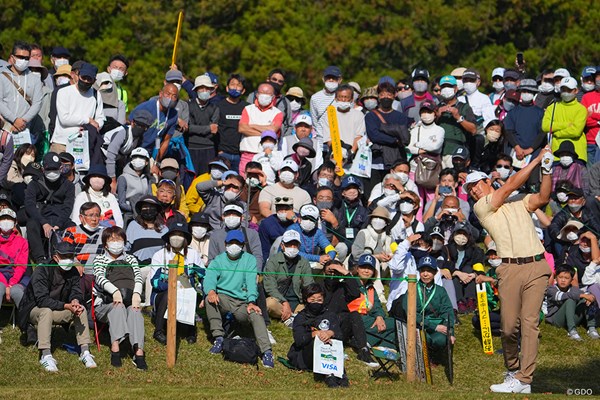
[456, 116, 465, 123]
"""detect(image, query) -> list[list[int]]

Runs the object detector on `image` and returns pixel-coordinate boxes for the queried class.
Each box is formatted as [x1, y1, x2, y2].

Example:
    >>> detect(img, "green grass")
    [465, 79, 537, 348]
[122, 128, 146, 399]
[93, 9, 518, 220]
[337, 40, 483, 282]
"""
[0, 310, 599, 399]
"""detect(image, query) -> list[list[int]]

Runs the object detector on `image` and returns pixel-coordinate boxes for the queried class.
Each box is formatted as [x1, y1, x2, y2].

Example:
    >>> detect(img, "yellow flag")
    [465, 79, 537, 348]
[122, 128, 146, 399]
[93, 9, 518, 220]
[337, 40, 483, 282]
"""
[476, 283, 494, 355]
[326, 105, 345, 176]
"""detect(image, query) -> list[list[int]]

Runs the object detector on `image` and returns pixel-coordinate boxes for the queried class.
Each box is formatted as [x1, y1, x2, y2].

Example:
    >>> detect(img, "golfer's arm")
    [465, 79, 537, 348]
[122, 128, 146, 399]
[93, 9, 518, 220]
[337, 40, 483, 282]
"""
[528, 173, 552, 211]
[491, 156, 540, 208]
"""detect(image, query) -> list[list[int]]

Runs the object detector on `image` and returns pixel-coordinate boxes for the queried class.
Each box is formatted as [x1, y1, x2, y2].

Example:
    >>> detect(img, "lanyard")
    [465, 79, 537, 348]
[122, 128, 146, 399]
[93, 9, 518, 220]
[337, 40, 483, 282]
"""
[155, 101, 166, 136]
[345, 207, 358, 225]
[417, 283, 437, 312]
[360, 285, 371, 310]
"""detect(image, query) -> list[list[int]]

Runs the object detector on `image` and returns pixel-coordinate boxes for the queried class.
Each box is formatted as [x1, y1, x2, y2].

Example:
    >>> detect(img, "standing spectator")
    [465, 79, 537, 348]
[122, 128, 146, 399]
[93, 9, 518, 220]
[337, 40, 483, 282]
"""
[489, 67, 505, 105]
[400, 67, 435, 123]
[551, 141, 587, 192]
[215, 73, 248, 172]
[310, 66, 343, 136]
[196, 171, 247, 230]
[319, 84, 365, 150]
[247, 69, 293, 138]
[187, 75, 220, 175]
[106, 54, 130, 112]
[581, 68, 600, 163]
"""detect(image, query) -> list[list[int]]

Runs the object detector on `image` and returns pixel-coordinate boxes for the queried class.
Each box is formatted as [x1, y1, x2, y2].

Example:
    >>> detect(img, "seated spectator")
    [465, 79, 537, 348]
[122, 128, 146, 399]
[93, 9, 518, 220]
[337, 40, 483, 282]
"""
[393, 190, 424, 236]
[18, 241, 97, 372]
[94, 72, 126, 124]
[313, 186, 343, 253]
[58, 152, 84, 196]
[196, 170, 247, 230]
[258, 159, 312, 218]
[479, 119, 507, 175]
[263, 230, 313, 325]
[490, 154, 516, 190]
[149, 221, 204, 345]
[152, 158, 189, 220]
[287, 282, 348, 387]
[279, 114, 315, 157]
[0, 208, 28, 315]
[552, 140, 587, 192]
[369, 161, 419, 204]
[116, 147, 152, 225]
[369, 173, 404, 218]
[582, 246, 600, 340]
[5, 143, 36, 190]
[204, 230, 274, 368]
[561, 230, 599, 286]
[258, 195, 296, 261]
[545, 264, 597, 341]
[423, 192, 476, 242]
[71, 164, 123, 228]
[185, 158, 230, 215]
[332, 176, 369, 261]
[304, 161, 341, 200]
[472, 243, 502, 336]
[189, 212, 211, 265]
[241, 161, 268, 225]
[92, 226, 147, 369]
[290, 137, 317, 187]
[287, 204, 337, 270]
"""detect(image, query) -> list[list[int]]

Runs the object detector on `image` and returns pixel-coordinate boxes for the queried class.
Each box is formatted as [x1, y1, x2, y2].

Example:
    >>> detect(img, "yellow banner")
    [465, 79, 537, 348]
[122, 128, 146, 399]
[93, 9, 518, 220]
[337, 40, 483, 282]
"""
[326, 105, 345, 176]
[476, 283, 494, 355]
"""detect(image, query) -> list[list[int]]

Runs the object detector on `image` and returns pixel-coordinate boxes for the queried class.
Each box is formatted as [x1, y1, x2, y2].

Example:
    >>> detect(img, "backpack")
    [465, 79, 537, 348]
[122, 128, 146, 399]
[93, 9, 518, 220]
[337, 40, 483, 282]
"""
[101, 260, 135, 307]
[222, 337, 261, 365]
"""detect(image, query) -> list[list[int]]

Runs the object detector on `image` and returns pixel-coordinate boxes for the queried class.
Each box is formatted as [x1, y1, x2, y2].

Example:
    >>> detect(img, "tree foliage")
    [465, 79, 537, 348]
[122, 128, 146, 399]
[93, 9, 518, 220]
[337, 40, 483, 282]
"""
[2, 0, 599, 108]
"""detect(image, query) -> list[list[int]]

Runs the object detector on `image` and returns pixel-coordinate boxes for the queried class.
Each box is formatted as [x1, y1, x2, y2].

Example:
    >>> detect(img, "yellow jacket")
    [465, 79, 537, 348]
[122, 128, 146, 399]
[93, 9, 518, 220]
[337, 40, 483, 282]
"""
[151, 183, 190, 220]
[185, 173, 210, 215]
[542, 100, 588, 162]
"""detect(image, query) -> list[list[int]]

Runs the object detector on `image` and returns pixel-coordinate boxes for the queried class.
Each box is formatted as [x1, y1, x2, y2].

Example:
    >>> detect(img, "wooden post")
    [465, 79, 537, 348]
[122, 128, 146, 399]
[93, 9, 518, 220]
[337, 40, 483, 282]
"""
[166, 259, 178, 368]
[406, 274, 417, 382]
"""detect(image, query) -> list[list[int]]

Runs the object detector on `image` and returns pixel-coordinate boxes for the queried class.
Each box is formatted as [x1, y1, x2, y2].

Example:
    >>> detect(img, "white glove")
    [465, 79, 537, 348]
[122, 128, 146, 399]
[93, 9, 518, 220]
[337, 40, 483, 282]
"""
[112, 290, 123, 305]
[541, 151, 553, 175]
[391, 223, 407, 242]
[378, 193, 401, 208]
[132, 293, 142, 308]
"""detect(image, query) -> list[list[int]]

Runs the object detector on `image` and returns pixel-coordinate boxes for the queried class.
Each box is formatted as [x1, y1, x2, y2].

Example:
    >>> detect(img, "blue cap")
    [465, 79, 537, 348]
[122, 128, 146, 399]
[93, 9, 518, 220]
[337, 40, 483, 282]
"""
[222, 170, 238, 181]
[358, 254, 376, 269]
[79, 62, 98, 80]
[581, 66, 597, 78]
[341, 175, 362, 190]
[225, 229, 245, 244]
[440, 75, 457, 86]
[417, 256, 437, 270]
[323, 65, 342, 78]
[204, 71, 218, 85]
[378, 76, 396, 86]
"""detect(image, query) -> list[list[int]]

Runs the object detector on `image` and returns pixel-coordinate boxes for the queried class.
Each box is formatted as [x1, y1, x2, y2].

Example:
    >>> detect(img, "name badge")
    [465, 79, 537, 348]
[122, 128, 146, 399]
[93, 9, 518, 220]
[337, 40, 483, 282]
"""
[345, 228, 355, 239]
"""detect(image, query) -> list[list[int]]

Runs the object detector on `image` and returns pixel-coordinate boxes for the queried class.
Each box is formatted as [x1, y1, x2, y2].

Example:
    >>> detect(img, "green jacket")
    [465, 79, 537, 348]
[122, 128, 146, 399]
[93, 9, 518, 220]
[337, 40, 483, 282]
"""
[542, 99, 588, 162]
[263, 252, 313, 303]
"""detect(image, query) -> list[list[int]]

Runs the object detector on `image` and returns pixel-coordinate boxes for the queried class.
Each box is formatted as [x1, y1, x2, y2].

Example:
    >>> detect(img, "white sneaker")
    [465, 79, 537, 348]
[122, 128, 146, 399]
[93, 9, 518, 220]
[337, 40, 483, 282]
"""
[283, 315, 295, 329]
[568, 329, 583, 341]
[490, 374, 531, 393]
[80, 351, 97, 368]
[40, 355, 59, 372]
[267, 330, 277, 345]
[587, 327, 600, 340]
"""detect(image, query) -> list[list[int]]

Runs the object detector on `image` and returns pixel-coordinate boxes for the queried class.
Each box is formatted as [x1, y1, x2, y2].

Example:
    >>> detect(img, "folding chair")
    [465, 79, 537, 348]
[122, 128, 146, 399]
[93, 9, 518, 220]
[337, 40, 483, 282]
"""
[366, 324, 400, 380]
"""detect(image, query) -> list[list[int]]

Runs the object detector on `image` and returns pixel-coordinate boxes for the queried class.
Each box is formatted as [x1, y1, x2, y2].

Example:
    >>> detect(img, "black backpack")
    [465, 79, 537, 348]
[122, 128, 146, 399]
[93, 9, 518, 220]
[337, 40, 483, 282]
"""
[222, 338, 261, 365]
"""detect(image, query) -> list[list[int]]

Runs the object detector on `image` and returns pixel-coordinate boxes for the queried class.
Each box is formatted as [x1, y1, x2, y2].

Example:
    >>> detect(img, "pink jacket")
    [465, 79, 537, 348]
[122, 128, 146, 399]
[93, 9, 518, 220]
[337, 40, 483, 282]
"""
[0, 231, 28, 287]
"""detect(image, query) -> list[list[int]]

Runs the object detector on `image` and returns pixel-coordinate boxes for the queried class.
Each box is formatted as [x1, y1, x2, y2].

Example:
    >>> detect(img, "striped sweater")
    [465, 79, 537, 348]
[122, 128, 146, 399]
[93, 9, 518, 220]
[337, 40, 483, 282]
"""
[92, 253, 143, 305]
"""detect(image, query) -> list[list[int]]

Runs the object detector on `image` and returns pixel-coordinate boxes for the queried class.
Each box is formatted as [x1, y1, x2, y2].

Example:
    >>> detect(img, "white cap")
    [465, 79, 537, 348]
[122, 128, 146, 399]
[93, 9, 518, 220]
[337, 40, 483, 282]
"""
[491, 67, 505, 78]
[560, 77, 577, 90]
[294, 114, 313, 126]
[223, 203, 244, 215]
[300, 204, 319, 220]
[281, 159, 299, 172]
[554, 68, 571, 78]
[130, 147, 150, 159]
[462, 171, 490, 193]
[0, 208, 17, 219]
[192, 75, 215, 90]
[282, 230, 301, 244]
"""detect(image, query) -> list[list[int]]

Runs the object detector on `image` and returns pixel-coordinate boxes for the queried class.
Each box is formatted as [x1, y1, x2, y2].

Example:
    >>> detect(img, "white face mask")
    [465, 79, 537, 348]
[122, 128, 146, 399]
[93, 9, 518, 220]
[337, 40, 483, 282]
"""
[83, 223, 100, 232]
[520, 92, 535, 103]
[560, 156, 573, 167]
[454, 234, 468, 246]
[456, 80, 463, 91]
[580, 245, 592, 254]
[318, 177, 331, 187]
[556, 192, 568, 203]
[383, 188, 397, 197]
[496, 167, 510, 180]
[211, 169, 224, 180]
[56, 76, 70, 86]
[279, 170, 295, 184]
[224, 215, 241, 229]
[223, 190, 239, 201]
[431, 240, 443, 251]
[54, 58, 69, 68]
[192, 226, 207, 240]
[493, 81, 504, 92]
[336, 101, 352, 111]
[110, 69, 124, 82]
[57, 258, 74, 271]
[324, 81, 339, 92]
[262, 142, 276, 151]
[169, 235, 185, 249]
[0, 220, 15, 233]
[582, 83, 595, 92]
[539, 82, 554, 93]
[399, 202, 414, 215]
[568, 203, 583, 213]
[463, 82, 477, 95]
[45, 171, 61, 182]
[258, 94, 273, 107]
[131, 158, 147, 171]
[440, 87, 455, 100]
[89, 177, 105, 191]
[107, 241, 124, 255]
[300, 219, 316, 232]
[489, 258, 502, 267]
[226, 243, 243, 258]
[413, 81, 428, 93]
[420, 113, 435, 125]
[371, 217, 387, 231]
[486, 129, 501, 142]
[364, 99, 378, 110]
[283, 246, 299, 258]
[290, 100, 301, 111]
[13, 58, 29, 72]
[393, 172, 409, 185]
[561, 92, 576, 102]
[21, 154, 35, 166]
[566, 231, 579, 242]
[277, 211, 290, 222]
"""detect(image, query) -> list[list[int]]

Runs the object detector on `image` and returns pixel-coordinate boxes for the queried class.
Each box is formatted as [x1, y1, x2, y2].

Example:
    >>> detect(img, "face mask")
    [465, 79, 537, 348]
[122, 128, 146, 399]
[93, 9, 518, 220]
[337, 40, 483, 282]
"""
[343, 191, 358, 202]
[13, 58, 29, 72]
[82, 223, 100, 232]
[324, 81, 338, 92]
[504, 82, 517, 91]
[397, 91, 412, 100]
[223, 189, 240, 201]
[371, 217, 387, 231]
[582, 83, 595, 92]
[566, 231, 579, 241]
[283, 246, 299, 259]
[463, 82, 477, 95]
[440, 87, 455, 100]
[262, 142, 276, 151]
[300, 219, 316, 232]
[110, 69, 124, 82]
[454, 234, 468, 246]
[21, 154, 35, 166]
[77, 80, 93, 92]
[54, 58, 68, 68]
[258, 94, 273, 107]
[413, 81, 428, 93]
[539, 82, 554, 93]
[210, 169, 224, 180]
[336, 101, 352, 111]
[559, 156, 573, 167]
[568, 203, 583, 213]
[452, 161, 466, 172]
[191, 226, 207, 240]
[89, 177, 105, 191]
[226, 243, 243, 258]
[306, 302, 325, 315]
[140, 208, 159, 221]
[170, 235, 185, 249]
[580, 245, 592, 254]
[489, 258, 502, 267]
[24, 176, 33, 184]
[45, 171, 61, 182]
[317, 201, 333, 211]
[274, 212, 289, 223]
[57, 259, 74, 271]
[383, 188, 397, 197]
[279, 170, 295, 184]
[393, 172, 409, 185]
[228, 89, 242, 98]
[496, 167, 510, 180]
[399, 202, 414, 215]
[364, 99, 378, 110]
[503, 99, 516, 112]
[289, 100, 302, 112]
[318, 177, 331, 187]
[556, 192, 568, 203]
[56, 76, 70, 86]
[224, 215, 241, 229]
[0, 220, 15, 232]
[520, 92, 534, 103]
[431, 240, 443, 251]
[420, 113, 435, 125]
[192, 90, 210, 101]
[131, 158, 147, 171]
[248, 177, 260, 187]
[561, 92, 576, 103]
[486, 129, 501, 142]
[160, 96, 174, 109]
[493, 81, 504, 92]
[107, 241, 124, 255]
[296, 147, 311, 158]
[379, 98, 393, 110]
[161, 170, 178, 181]
[455, 80, 463, 91]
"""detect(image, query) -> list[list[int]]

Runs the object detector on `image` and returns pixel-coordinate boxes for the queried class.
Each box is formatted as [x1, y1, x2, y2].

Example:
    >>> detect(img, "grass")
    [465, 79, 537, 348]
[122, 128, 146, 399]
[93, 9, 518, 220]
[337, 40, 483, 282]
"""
[0, 308, 599, 399]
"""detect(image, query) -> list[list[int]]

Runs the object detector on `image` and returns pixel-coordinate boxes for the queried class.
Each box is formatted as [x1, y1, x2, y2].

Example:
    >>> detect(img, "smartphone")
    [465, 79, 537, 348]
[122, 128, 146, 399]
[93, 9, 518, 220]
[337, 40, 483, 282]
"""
[516, 52, 524, 66]
[439, 186, 452, 195]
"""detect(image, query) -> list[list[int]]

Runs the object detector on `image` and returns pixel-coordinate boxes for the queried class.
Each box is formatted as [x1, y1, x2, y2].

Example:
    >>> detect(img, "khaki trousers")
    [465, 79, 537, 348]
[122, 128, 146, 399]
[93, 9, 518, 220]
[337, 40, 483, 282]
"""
[496, 259, 551, 384]
[30, 306, 91, 350]
[266, 297, 304, 320]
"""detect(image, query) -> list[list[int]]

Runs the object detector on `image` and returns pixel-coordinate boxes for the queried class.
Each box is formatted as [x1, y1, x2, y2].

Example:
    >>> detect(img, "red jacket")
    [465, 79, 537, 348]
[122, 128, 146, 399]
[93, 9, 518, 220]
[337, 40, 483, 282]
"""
[0, 230, 28, 286]
[581, 91, 600, 144]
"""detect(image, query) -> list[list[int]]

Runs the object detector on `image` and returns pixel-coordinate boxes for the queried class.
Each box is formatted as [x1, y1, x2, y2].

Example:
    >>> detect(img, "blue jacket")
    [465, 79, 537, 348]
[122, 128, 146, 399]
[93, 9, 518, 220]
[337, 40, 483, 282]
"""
[258, 214, 294, 262]
[129, 99, 178, 153]
[287, 223, 336, 262]
[502, 104, 545, 156]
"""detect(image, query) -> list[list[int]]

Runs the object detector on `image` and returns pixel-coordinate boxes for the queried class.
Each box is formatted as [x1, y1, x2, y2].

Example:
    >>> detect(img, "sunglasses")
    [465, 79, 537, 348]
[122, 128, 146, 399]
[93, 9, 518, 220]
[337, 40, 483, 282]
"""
[432, 88, 441, 93]
[275, 197, 292, 202]
[492, 77, 504, 82]
[13, 54, 30, 60]
[397, 84, 410, 91]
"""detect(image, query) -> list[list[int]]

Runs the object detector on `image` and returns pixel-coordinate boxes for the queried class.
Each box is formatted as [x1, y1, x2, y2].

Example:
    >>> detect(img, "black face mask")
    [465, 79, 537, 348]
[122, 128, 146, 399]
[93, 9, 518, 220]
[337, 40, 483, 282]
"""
[140, 208, 159, 221]
[379, 98, 393, 110]
[452, 161, 466, 172]
[132, 125, 146, 138]
[306, 302, 325, 315]
[269, 81, 282, 96]
[77, 80, 93, 92]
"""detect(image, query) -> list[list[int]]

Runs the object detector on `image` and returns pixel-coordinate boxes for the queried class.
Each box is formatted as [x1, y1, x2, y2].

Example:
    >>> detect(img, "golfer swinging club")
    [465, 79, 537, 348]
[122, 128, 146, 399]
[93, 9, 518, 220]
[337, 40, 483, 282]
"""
[465, 145, 554, 394]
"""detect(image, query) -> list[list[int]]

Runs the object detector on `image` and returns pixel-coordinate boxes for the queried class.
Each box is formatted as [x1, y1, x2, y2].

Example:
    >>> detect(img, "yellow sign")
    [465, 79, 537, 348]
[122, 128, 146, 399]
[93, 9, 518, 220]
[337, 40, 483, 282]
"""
[326, 105, 345, 176]
[476, 283, 494, 355]
[171, 11, 184, 67]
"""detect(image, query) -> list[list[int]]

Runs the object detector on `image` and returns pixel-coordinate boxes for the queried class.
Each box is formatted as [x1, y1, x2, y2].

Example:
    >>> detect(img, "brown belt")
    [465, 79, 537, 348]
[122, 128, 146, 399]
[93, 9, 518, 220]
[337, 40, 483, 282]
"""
[501, 253, 544, 265]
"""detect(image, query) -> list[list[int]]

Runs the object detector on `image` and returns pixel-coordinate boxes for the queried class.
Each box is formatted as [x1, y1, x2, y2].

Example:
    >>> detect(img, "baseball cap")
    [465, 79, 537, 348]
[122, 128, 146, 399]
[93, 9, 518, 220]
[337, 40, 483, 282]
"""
[323, 65, 342, 78]
[192, 75, 214, 90]
[274, 196, 294, 206]
[518, 79, 538, 92]
[462, 171, 490, 192]
[54, 241, 75, 256]
[190, 212, 211, 226]
[260, 130, 278, 142]
[566, 186, 584, 198]
[452, 146, 470, 160]
[160, 158, 179, 170]
[358, 254, 376, 269]
[503, 69, 521, 80]
[417, 256, 437, 270]
[429, 225, 444, 239]
[209, 159, 229, 171]
[204, 72, 218, 85]
[223, 203, 244, 215]
[225, 229, 245, 244]
[132, 109, 154, 127]
[553, 68, 571, 78]
[163, 221, 192, 243]
[581, 66, 597, 78]
[52, 46, 70, 57]
[420, 100, 436, 112]
[165, 70, 183, 82]
[450, 67, 467, 78]
[341, 175, 362, 190]
[453, 222, 469, 234]
[43, 152, 61, 171]
[411, 67, 430, 81]
[560, 77, 577, 90]
[491, 67, 506, 79]
[300, 204, 319, 221]
[0, 208, 16, 219]
[131, 147, 150, 159]
[294, 114, 312, 126]
[462, 68, 480, 80]
[58, 152, 75, 164]
[282, 230, 301, 244]
[79, 63, 98, 80]
[440, 75, 457, 87]
[281, 159, 299, 172]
